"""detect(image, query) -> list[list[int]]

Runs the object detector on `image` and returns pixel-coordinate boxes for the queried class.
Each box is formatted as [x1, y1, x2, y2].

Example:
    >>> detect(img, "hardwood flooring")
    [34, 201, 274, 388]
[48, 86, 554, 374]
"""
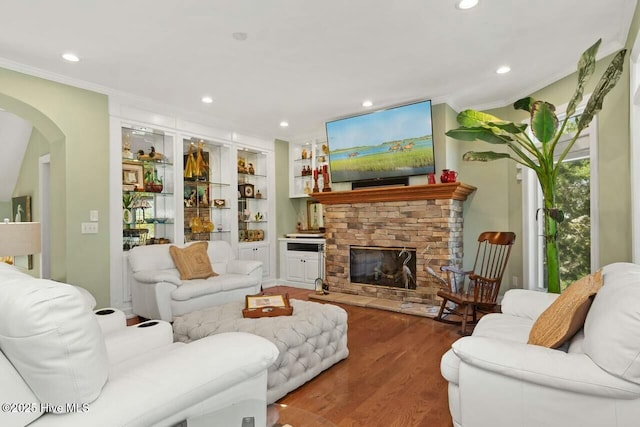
[268, 286, 459, 427]
[128, 286, 460, 426]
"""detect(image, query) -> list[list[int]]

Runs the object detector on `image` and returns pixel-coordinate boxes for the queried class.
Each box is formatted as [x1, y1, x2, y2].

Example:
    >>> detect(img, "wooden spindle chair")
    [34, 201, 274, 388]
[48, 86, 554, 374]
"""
[435, 231, 516, 335]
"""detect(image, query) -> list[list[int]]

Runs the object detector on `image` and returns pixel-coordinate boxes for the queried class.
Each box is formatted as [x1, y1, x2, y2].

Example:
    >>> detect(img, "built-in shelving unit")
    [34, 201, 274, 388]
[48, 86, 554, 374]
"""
[182, 137, 232, 244]
[289, 139, 330, 198]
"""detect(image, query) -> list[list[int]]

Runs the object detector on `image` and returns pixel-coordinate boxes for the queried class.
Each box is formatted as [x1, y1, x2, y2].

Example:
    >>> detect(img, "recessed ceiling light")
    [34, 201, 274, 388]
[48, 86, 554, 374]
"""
[496, 65, 511, 74]
[456, 0, 479, 10]
[232, 32, 248, 41]
[362, 100, 373, 107]
[62, 53, 79, 62]
[201, 96, 213, 104]
[280, 121, 289, 128]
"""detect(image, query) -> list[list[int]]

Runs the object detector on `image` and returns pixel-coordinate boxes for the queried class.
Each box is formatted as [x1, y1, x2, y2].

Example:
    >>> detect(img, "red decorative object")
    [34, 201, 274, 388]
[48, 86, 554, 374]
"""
[313, 168, 320, 193]
[448, 170, 458, 183]
[427, 172, 436, 184]
[440, 169, 450, 183]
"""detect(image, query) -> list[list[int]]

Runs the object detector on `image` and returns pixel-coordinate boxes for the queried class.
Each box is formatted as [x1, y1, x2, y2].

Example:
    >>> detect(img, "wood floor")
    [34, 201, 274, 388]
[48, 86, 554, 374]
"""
[128, 286, 461, 426]
[268, 286, 459, 427]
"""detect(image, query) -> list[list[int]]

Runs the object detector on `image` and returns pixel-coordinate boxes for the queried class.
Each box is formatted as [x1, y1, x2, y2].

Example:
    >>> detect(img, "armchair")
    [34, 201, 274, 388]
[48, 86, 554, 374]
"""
[0, 264, 279, 427]
[441, 262, 640, 427]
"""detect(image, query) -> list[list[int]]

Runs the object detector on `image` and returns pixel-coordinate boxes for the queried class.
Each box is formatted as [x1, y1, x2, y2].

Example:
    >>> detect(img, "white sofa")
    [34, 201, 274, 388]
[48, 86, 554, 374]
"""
[128, 240, 262, 322]
[0, 263, 279, 427]
[441, 262, 640, 427]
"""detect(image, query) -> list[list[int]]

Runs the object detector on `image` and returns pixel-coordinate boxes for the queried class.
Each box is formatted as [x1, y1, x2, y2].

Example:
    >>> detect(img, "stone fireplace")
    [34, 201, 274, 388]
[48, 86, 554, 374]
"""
[311, 183, 475, 305]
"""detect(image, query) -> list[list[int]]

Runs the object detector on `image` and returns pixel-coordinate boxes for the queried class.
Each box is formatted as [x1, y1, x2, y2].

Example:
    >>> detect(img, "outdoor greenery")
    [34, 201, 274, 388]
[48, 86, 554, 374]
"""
[445, 39, 626, 293]
[556, 157, 591, 290]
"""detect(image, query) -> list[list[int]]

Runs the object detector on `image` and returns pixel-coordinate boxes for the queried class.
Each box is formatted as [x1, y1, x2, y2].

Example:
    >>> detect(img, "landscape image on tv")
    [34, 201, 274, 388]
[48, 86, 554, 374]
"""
[325, 99, 435, 183]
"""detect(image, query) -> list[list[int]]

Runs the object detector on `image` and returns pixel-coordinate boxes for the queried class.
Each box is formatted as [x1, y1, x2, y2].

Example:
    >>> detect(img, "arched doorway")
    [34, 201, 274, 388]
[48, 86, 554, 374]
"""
[0, 93, 66, 279]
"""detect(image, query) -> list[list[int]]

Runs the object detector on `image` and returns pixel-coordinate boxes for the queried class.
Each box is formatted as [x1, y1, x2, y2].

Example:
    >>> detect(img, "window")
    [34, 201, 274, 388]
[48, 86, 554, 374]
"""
[522, 107, 599, 290]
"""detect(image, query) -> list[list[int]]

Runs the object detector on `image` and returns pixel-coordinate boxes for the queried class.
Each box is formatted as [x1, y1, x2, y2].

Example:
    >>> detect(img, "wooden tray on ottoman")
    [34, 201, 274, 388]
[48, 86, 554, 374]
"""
[242, 293, 293, 318]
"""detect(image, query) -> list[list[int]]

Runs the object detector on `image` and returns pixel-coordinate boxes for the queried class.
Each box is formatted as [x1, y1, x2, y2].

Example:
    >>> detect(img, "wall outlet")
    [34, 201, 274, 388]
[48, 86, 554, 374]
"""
[81, 222, 98, 234]
[89, 210, 99, 222]
[512, 276, 519, 288]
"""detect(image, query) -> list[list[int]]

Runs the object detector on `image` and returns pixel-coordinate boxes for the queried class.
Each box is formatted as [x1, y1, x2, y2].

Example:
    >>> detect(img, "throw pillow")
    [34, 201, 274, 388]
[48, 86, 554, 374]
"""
[169, 242, 218, 280]
[528, 269, 603, 348]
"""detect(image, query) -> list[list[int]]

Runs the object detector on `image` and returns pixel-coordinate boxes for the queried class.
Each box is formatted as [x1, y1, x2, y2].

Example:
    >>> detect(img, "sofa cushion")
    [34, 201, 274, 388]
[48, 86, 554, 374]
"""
[584, 262, 640, 384]
[0, 277, 108, 408]
[472, 312, 534, 343]
[528, 270, 602, 348]
[128, 243, 177, 273]
[170, 242, 218, 280]
[171, 274, 261, 301]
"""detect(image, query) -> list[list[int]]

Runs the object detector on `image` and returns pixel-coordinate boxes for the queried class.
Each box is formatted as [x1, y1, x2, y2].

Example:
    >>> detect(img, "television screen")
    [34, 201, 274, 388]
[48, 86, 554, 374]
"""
[325, 99, 435, 184]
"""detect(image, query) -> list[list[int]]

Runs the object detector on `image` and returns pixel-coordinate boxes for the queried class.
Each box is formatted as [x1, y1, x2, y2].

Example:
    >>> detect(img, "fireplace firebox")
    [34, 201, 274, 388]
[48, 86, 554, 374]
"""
[350, 246, 417, 289]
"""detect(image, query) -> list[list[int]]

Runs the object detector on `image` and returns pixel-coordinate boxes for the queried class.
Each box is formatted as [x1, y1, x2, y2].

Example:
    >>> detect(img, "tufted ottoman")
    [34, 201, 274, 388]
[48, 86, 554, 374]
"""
[172, 299, 349, 403]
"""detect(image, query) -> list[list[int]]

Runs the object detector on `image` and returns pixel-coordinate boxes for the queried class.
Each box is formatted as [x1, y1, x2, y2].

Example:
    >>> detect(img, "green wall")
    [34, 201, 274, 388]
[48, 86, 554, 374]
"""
[0, 202, 10, 222]
[0, 67, 110, 306]
[274, 139, 298, 278]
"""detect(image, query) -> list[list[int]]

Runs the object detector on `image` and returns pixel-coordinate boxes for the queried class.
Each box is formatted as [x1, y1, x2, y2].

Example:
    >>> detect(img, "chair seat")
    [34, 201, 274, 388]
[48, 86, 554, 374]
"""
[437, 290, 496, 306]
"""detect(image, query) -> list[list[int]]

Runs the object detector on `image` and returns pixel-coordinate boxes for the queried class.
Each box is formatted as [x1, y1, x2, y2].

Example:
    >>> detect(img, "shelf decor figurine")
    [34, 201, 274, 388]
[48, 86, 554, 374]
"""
[184, 144, 197, 178]
[312, 168, 320, 193]
[321, 164, 331, 192]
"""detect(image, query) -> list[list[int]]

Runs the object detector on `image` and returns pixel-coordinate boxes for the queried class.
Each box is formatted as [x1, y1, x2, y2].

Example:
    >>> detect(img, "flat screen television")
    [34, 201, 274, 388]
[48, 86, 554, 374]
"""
[325, 99, 435, 184]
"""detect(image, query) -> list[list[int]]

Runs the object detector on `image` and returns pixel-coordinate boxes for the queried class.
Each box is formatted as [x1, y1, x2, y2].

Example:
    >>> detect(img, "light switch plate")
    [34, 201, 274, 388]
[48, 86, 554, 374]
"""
[81, 222, 98, 234]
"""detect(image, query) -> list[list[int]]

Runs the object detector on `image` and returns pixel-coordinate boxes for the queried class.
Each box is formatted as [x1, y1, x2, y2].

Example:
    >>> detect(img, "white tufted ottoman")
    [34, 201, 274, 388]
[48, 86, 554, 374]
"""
[172, 299, 349, 403]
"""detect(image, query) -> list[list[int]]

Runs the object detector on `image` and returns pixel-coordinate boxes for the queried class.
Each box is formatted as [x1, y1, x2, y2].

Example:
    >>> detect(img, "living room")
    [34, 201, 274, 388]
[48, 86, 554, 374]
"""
[1, 1, 640, 426]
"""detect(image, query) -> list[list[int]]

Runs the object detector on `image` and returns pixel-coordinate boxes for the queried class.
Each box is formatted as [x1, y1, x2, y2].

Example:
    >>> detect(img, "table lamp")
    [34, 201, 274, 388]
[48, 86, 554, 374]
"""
[0, 219, 41, 257]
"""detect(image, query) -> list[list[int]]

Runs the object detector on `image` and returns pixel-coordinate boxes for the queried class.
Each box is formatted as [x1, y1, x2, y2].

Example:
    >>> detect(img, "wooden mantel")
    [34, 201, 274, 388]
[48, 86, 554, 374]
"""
[310, 182, 476, 204]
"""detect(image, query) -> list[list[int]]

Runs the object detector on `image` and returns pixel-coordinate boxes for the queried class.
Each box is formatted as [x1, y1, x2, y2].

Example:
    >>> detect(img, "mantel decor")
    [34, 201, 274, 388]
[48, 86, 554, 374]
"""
[310, 182, 475, 205]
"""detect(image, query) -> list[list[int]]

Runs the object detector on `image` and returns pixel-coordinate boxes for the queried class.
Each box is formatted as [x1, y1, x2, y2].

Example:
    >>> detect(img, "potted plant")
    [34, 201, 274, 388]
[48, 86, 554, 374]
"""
[445, 39, 626, 293]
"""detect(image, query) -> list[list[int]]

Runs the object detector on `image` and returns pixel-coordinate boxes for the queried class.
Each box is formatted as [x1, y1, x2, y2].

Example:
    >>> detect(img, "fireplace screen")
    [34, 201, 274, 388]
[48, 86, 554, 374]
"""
[350, 246, 417, 289]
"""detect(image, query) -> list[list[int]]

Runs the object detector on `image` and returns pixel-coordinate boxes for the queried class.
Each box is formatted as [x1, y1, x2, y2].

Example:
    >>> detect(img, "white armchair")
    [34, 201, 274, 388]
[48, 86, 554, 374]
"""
[0, 265, 278, 427]
[441, 263, 640, 427]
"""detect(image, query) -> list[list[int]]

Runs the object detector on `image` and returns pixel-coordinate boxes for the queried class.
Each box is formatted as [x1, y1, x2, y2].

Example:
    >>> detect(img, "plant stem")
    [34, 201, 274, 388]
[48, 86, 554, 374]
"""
[542, 183, 561, 293]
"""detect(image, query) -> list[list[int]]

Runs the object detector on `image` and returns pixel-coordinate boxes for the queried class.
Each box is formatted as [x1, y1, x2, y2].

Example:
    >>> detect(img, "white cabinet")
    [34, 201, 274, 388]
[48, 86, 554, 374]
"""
[289, 140, 331, 198]
[278, 238, 325, 289]
[239, 242, 270, 279]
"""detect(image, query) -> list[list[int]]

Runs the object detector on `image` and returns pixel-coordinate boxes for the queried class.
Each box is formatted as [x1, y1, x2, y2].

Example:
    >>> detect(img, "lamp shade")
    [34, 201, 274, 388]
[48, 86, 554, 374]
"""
[0, 222, 41, 256]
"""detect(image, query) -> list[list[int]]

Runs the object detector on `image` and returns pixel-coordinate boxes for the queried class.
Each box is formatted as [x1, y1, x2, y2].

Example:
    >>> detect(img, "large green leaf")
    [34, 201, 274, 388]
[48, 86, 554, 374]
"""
[566, 39, 600, 118]
[489, 121, 528, 134]
[457, 110, 503, 127]
[531, 101, 558, 143]
[462, 151, 512, 162]
[446, 127, 510, 144]
[514, 97, 535, 112]
[578, 49, 627, 131]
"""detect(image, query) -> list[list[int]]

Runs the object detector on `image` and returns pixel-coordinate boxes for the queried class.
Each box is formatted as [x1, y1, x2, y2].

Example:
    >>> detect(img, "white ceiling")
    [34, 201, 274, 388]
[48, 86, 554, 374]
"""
[0, 0, 635, 143]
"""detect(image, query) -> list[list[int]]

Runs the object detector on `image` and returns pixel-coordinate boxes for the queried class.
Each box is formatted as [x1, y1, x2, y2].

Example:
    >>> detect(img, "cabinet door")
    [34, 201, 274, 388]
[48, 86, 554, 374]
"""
[304, 256, 320, 283]
[286, 254, 306, 282]
[239, 244, 270, 278]
[254, 245, 270, 278]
